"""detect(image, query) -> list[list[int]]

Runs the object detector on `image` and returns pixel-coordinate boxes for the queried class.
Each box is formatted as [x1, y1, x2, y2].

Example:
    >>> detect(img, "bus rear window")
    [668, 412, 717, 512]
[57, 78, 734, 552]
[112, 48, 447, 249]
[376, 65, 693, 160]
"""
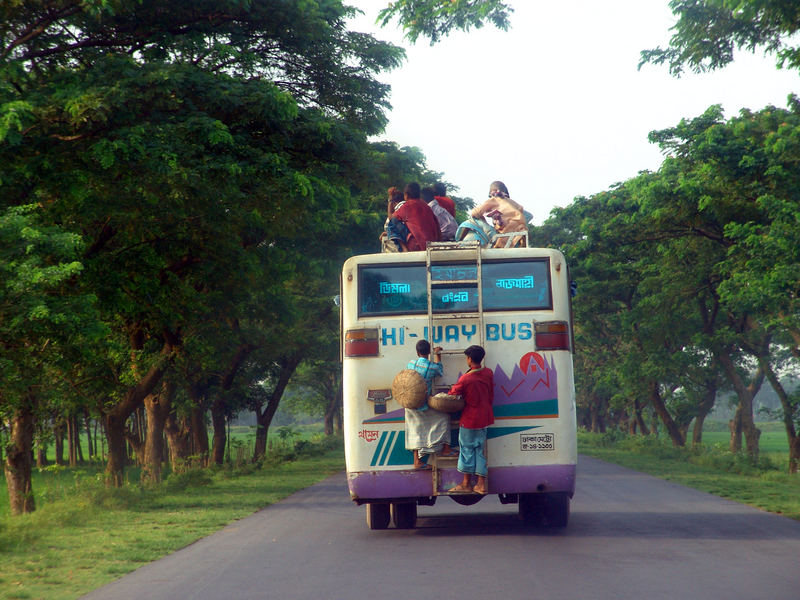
[358, 259, 552, 317]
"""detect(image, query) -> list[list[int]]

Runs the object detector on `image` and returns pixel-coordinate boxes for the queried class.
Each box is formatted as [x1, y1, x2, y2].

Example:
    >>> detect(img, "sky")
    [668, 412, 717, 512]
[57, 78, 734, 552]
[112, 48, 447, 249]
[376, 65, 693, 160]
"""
[348, 1, 800, 225]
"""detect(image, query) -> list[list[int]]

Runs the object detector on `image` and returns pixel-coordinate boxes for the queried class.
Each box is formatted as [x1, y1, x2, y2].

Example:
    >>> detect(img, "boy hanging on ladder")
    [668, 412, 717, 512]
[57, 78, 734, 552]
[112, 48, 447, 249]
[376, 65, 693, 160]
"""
[447, 345, 494, 495]
[404, 340, 456, 469]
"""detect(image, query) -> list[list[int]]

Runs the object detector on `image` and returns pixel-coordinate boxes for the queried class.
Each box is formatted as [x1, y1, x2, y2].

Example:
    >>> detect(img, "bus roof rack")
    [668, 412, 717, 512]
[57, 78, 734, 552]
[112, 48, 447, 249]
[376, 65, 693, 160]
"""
[427, 230, 529, 250]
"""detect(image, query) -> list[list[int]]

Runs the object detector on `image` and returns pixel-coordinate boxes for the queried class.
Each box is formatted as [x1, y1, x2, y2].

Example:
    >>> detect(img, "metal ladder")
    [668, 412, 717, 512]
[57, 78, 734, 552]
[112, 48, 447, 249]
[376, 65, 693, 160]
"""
[425, 240, 484, 360]
[425, 241, 486, 496]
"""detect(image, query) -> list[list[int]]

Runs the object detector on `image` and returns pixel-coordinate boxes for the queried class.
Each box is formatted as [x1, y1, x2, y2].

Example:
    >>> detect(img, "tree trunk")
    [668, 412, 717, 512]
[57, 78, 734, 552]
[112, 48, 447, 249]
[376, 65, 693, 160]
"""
[191, 405, 209, 465]
[104, 413, 128, 487]
[54, 417, 65, 465]
[758, 356, 800, 473]
[790, 437, 800, 476]
[209, 342, 258, 465]
[186, 384, 209, 466]
[35, 422, 48, 467]
[165, 411, 192, 472]
[4, 401, 37, 515]
[253, 355, 302, 461]
[74, 415, 85, 464]
[142, 380, 175, 484]
[85, 410, 94, 460]
[67, 414, 78, 467]
[210, 397, 226, 465]
[691, 384, 717, 446]
[729, 405, 743, 453]
[649, 381, 684, 446]
[633, 397, 650, 436]
[324, 382, 342, 436]
[588, 395, 607, 433]
[125, 406, 146, 467]
[716, 350, 763, 460]
[102, 336, 173, 485]
[36, 443, 47, 468]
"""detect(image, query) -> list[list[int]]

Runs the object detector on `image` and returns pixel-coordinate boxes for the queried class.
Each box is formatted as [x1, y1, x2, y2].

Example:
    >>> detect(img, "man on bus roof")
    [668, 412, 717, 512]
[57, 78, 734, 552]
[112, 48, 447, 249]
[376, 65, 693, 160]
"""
[390, 182, 441, 251]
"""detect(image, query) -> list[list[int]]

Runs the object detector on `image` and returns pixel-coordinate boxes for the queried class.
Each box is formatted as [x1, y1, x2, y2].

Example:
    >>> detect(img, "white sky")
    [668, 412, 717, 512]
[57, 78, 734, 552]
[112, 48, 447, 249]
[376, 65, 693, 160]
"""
[348, 1, 800, 224]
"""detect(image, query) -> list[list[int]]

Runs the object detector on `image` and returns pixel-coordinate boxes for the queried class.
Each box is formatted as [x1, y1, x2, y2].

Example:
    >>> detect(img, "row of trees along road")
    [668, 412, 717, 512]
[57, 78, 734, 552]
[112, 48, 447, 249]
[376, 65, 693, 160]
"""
[532, 0, 800, 473]
[0, 0, 513, 514]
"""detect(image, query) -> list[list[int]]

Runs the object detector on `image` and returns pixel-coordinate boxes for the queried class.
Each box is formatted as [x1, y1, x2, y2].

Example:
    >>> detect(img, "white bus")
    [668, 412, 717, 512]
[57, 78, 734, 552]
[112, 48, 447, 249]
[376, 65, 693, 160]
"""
[340, 239, 576, 529]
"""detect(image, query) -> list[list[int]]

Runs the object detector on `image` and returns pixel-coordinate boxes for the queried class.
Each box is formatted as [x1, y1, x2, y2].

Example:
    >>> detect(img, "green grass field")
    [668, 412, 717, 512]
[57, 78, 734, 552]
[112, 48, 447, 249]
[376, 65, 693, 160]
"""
[3, 421, 799, 599]
[0, 435, 344, 600]
[579, 423, 800, 521]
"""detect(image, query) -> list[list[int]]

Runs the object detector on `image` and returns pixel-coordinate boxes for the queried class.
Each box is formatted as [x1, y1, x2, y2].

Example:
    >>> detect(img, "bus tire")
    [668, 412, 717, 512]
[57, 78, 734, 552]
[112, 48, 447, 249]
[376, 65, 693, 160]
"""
[366, 503, 390, 530]
[542, 492, 569, 528]
[390, 502, 417, 529]
[518, 493, 544, 525]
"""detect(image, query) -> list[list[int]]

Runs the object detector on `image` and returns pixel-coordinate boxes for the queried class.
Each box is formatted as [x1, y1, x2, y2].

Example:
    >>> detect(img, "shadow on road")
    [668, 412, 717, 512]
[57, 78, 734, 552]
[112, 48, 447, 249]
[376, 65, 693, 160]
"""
[405, 508, 800, 540]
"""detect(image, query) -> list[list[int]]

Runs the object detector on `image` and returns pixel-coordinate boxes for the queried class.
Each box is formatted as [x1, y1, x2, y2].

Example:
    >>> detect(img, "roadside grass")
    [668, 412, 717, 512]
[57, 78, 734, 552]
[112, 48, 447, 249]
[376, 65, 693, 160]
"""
[579, 426, 800, 521]
[0, 435, 344, 600]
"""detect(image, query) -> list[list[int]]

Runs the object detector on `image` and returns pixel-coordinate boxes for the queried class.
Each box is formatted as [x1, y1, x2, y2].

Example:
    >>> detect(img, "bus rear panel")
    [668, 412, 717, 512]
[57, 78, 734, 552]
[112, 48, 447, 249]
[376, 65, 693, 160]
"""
[341, 244, 577, 527]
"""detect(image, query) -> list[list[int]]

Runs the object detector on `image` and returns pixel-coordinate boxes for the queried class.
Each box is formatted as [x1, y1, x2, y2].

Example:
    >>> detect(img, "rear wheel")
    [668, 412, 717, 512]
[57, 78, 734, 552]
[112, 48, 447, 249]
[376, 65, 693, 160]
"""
[390, 502, 418, 529]
[366, 503, 390, 530]
[542, 493, 570, 528]
[518, 493, 544, 525]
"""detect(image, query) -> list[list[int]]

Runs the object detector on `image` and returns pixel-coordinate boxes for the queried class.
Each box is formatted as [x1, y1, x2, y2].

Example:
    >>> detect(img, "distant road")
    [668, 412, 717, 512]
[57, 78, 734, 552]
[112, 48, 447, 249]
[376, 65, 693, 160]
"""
[83, 456, 800, 600]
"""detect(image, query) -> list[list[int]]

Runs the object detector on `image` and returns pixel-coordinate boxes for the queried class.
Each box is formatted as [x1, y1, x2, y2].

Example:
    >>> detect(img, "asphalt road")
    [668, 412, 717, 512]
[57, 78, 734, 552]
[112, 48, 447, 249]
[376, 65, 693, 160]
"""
[82, 456, 800, 600]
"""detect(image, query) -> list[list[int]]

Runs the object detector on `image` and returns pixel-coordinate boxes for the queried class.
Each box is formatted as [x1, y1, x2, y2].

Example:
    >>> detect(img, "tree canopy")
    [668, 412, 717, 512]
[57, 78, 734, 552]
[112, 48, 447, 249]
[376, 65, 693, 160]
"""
[1, 0, 510, 513]
[535, 100, 800, 469]
[640, 0, 800, 74]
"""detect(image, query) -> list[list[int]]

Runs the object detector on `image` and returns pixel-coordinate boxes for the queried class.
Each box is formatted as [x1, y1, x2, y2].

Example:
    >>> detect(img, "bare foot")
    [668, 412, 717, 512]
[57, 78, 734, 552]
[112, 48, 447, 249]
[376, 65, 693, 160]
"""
[472, 484, 487, 495]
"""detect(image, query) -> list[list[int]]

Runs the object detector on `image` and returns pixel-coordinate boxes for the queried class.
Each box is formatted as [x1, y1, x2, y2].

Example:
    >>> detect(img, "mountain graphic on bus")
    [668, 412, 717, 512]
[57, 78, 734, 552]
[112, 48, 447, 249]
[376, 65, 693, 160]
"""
[364, 352, 559, 426]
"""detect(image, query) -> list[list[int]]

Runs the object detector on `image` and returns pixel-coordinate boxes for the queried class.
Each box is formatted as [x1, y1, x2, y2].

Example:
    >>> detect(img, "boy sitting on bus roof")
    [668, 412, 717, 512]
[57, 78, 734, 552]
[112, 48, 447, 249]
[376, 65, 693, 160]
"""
[405, 340, 455, 469]
[447, 345, 494, 494]
[380, 186, 409, 252]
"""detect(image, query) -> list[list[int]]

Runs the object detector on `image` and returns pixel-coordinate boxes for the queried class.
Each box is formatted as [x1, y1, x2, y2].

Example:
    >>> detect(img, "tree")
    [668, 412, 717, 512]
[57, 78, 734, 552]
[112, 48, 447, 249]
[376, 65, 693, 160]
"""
[377, 0, 512, 44]
[0, 1, 404, 484]
[640, 0, 800, 75]
[0, 205, 99, 513]
[1, 0, 517, 495]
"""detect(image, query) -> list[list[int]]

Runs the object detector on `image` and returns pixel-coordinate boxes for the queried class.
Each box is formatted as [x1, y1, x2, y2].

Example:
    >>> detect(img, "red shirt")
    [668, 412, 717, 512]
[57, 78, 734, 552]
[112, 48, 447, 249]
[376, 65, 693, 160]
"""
[448, 367, 494, 429]
[435, 195, 456, 218]
[393, 199, 441, 251]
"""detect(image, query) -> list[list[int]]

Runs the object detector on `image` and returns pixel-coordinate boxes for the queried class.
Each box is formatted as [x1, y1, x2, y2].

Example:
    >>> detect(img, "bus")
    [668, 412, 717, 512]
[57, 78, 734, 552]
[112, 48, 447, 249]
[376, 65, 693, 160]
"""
[340, 238, 577, 529]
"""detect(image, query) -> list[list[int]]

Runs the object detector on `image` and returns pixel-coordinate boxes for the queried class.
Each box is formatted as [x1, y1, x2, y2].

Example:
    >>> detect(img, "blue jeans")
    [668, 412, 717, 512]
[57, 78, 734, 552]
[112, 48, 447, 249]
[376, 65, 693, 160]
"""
[457, 427, 487, 476]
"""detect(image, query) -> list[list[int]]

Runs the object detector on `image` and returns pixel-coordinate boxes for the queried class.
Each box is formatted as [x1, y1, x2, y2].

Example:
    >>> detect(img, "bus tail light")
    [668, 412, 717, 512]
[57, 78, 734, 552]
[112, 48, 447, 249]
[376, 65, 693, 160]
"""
[535, 321, 571, 351]
[345, 328, 380, 357]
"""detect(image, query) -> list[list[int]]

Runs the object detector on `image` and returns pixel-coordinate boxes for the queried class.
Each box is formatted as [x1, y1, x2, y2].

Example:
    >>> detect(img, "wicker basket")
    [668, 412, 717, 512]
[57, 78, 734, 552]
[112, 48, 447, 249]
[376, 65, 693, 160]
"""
[391, 369, 428, 409]
[428, 393, 464, 413]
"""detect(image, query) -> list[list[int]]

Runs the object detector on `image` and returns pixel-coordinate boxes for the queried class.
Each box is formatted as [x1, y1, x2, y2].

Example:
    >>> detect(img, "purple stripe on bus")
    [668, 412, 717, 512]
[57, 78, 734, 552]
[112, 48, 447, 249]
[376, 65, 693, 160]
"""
[347, 464, 576, 500]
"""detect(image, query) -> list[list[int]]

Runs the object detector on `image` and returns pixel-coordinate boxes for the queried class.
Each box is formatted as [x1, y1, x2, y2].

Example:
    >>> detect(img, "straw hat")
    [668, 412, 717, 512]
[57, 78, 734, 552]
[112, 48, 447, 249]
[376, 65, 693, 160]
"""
[428, 392, 464, 413]
[391, 369, 428, 409]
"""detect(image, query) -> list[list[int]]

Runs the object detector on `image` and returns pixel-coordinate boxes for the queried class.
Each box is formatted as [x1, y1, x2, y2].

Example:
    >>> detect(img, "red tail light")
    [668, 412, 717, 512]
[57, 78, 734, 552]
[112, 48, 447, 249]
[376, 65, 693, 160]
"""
[535, 321, 571, 351]
[344, 328, 380, 357]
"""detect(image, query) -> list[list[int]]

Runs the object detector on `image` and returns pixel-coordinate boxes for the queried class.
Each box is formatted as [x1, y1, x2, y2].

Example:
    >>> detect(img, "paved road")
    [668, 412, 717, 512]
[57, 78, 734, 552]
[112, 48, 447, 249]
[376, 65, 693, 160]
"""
[83, 456, 800, 600]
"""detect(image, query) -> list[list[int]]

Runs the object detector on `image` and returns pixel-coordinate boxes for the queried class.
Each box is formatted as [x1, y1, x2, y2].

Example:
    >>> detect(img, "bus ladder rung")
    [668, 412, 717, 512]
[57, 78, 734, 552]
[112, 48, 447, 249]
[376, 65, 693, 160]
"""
[430, 280, 478, 286]
[431, 453, 488, 496]
[427, 243, 484, 349]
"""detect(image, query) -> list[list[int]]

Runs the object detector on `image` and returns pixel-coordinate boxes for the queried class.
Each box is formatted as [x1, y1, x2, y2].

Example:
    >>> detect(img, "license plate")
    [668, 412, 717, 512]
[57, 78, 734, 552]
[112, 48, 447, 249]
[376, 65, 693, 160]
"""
[520, 433, 555, 451]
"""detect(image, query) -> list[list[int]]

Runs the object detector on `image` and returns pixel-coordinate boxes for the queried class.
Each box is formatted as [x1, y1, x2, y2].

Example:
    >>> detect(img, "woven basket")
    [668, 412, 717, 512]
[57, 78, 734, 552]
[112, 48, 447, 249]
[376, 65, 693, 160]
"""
[428, 393, 464, 413]
[391, 369, 428, 409]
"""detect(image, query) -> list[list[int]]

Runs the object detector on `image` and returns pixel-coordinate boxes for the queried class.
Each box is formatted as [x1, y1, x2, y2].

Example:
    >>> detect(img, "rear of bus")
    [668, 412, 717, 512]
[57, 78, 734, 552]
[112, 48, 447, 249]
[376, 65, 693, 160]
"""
[341, 246, 576, 528]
